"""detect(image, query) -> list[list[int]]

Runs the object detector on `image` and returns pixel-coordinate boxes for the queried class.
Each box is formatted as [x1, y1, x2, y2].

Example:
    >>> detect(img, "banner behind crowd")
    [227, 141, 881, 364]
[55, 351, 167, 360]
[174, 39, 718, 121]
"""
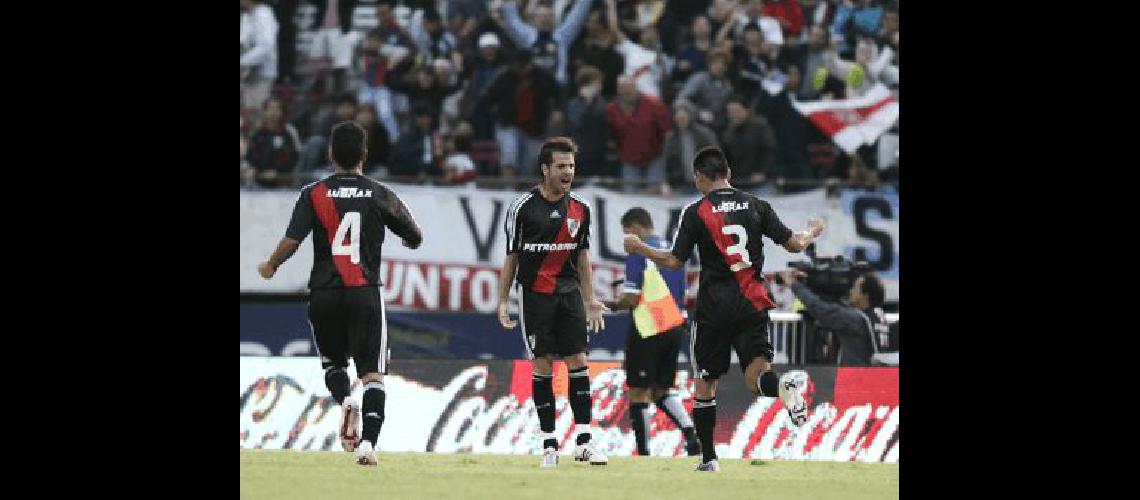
[240, 186, 899, 302]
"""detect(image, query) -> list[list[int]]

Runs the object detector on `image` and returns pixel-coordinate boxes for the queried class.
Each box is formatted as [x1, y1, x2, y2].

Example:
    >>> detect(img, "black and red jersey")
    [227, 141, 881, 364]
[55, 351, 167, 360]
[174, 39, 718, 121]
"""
[504, 187, 592, 295]
[670, 187, 793, 322]
[285, 173, 422, 290]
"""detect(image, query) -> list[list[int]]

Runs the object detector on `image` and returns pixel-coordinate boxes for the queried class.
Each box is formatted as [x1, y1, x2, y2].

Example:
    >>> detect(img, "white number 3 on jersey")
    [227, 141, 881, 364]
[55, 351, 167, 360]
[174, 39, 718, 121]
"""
[722, 224, 752, 272]
[332, 211, 362, 264]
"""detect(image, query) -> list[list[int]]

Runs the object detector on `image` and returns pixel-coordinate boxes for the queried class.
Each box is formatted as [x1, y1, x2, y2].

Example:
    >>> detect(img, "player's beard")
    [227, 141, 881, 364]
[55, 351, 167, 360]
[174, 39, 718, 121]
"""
[544, 173, 573, 196]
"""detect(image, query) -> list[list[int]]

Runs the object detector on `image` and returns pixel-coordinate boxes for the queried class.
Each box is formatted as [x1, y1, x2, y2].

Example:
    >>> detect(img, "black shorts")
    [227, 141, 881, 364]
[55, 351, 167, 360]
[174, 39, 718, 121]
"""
[308, 287, 389, 378]
[518, 286, 588, 358]
[624, 322, 684, 389]
[690, 311, 772, 380]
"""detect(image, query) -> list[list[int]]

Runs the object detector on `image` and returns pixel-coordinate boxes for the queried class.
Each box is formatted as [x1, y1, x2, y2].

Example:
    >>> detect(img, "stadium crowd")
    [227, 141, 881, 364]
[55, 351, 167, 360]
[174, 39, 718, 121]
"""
[241, 0, 899, 194]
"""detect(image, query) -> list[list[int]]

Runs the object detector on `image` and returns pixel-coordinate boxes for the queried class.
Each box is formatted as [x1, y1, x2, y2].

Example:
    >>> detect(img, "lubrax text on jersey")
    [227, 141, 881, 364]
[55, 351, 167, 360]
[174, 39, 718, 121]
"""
[711, 201, 749, 213]
[325, 187, 375, 198]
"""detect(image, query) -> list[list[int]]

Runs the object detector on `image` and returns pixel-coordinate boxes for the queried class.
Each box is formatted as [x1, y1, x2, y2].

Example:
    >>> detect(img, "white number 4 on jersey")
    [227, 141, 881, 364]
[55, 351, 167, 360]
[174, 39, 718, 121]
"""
[332, 211, 361, 264]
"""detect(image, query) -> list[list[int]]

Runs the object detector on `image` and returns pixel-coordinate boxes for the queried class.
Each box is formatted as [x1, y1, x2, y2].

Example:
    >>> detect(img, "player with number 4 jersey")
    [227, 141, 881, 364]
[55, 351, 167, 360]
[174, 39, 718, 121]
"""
[257, 122, 423, 468]
[623, 146, 824, 472]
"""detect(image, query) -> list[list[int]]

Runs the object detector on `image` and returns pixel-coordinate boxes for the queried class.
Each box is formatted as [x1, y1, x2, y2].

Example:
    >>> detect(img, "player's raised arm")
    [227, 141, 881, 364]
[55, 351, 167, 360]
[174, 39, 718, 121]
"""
[781, 217, 824, 253]
[624, 234, 683, 270]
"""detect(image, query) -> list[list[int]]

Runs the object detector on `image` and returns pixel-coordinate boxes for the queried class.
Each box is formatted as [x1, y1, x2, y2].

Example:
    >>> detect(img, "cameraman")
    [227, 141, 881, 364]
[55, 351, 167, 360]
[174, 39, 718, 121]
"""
[778, 269, 890, 366]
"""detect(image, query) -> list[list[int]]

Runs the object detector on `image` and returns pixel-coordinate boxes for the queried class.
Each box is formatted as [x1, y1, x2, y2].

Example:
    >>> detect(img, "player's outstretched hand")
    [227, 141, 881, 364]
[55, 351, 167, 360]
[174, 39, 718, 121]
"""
[808, 217, 825, 237]
[497, 300, 517, 330]
[623, 234, 643, 255]
[586, 299, 608, 333]
[257, 261, 276, 279]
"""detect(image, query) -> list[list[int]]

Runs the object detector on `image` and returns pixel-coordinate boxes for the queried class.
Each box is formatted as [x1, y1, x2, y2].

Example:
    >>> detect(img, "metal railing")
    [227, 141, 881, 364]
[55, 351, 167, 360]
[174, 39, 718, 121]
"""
[768, 311, 900, 365]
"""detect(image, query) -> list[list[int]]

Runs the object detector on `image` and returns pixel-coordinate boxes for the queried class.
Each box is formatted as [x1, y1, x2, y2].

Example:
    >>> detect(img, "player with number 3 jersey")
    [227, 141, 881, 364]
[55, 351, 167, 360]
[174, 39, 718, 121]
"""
[623, 146, 824, 472]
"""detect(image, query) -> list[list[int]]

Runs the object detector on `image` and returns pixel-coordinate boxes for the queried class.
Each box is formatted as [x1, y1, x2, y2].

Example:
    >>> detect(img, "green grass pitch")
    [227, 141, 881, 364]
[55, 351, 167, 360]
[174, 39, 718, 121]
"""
[240, 450, 899, 499]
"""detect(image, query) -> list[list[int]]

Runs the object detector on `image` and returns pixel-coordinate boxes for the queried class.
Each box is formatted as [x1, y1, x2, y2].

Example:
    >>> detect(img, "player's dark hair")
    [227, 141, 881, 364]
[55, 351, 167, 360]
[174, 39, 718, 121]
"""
[537, 137, 578, 175]
[620, 208, 653, 230]
[423, 7, 442, 24]
[861, 273, 885, 307]
[692, 146, 729, 181]
[330, 121, 367, 168]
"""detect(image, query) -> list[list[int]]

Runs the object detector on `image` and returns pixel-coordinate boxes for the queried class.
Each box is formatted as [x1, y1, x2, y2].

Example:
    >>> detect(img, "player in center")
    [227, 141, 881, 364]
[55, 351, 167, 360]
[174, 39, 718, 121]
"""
[497, 137, 609, 468]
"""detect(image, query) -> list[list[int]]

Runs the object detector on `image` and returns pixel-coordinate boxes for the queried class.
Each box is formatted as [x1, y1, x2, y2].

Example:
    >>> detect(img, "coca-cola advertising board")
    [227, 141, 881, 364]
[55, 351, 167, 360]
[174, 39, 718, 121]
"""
[240, 357, 898, 462]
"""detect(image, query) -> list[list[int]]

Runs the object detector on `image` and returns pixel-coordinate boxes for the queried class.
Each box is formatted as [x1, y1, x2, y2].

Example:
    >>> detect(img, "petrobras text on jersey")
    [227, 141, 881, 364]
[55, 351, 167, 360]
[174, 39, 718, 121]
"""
[521, 242, 579, 252]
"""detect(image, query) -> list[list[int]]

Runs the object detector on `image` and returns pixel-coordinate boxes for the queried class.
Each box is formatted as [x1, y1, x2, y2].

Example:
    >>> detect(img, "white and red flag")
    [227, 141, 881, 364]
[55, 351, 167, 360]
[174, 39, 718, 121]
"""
[793, 84, 899, 154]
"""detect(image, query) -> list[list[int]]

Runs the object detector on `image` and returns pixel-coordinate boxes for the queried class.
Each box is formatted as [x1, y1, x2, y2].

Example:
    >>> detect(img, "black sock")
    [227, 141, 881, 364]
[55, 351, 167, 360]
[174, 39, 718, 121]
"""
[533, 372, 557, 449]
[361, 381, 386, 446]
[324, 367, 350, 405]
[568, 367, 592, 444]
[630, 402, 651, 456]
[692, 398, 717, 463]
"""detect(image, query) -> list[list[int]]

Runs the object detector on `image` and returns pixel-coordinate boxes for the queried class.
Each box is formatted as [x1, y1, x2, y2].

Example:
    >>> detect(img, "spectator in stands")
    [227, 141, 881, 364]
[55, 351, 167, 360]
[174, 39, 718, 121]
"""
[801, 0, 835, 39]
[763, 0, 805, 40]
[391, 103, 442, 179]
[240, 0, 279, 118]
[720, 96, 776, 186]
[675, 48, 735, 133]
[373, 1, 419, 140]
[354, 104, 392, 173]
[876, 2, 898, 50]
[825, 36, 887, 98]
[788, 24, 832, 100]
[270, 0, 299, 85]
[301, 93, 358, 172]
[415, 7, 459, 62]
[717, 0, 783, 50]
[705, 0, 739, 46]
[565, 66, 612, 179]
[355, 30, 402, 142]
[754, 64, 814, 188]
[459, 33, 508, 143]
[246, 97, 302, 188]
[831, 0, 883, 59]
[308, 0, 361, 95]
[732, 23, 781, 104]
[442, 131, 478, 184]
[663, 102, 718, 193]
[671, 14, 713, 87]
[499, 0, 596, 87]
[605, 0, 670, 98]
[467, 50, 561, 176]
[385, 57, 464, 129]
[605, 76, 671, 194]
[569, 7, 624, 100]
